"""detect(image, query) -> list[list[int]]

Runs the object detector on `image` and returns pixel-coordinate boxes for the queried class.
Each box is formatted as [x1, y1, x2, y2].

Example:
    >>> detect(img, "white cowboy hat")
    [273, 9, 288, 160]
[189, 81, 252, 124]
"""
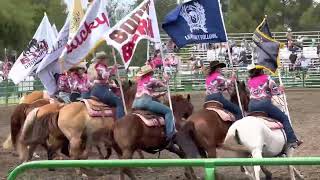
[247, 63, 256, 71]
[136, 65, 154, 77]
[196, 56, 201, 59]
[287, 28, 292, 32]
[94, 51, 108, 63]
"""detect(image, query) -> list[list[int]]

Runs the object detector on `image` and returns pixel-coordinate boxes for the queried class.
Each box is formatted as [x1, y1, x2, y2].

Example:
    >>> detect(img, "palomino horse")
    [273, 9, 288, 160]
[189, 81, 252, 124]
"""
[223, 115, 304, 180]
[19, 102, 65, 162]
[112, 94, 199, 180]
[20, 81, 136, 162]
[19, 90, 49, 104]
[176, 81, 249, 159]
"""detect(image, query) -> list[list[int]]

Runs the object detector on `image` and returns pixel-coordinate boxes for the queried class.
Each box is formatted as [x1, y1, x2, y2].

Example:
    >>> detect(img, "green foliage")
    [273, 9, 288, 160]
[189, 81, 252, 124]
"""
[0, 0, 67, 58]
[224, 0, 320, 32]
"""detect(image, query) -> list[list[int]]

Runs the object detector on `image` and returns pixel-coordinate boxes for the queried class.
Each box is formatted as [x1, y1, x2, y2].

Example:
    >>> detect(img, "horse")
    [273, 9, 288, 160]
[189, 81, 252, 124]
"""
[2, 99, 50, 150]
[175, 81, 249, 159]
[19, 81, 137, 162]
[112, 94, 198, 180]
[223, 115, 304, 180]
[2, 91, 50, 150]
[18, 102, 66, 162]
[19, 90, 49, 104]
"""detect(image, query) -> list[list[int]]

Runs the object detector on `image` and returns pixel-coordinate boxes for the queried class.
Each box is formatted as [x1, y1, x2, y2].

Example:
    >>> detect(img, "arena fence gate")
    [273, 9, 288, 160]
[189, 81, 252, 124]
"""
[7, 157, 320, 180]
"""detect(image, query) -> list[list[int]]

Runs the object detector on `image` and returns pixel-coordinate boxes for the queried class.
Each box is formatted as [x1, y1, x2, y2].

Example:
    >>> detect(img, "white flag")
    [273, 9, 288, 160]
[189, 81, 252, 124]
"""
[105, 0, 161, 68]
[8, 13, 56, 84]
[60, 0, 110, 70]
[36, 17, 70, 73]
[52, 24, 59, 38]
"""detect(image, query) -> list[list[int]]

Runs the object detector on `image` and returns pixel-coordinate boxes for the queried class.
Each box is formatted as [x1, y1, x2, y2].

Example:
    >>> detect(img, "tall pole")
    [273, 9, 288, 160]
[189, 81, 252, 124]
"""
[226, 43, 244, 117]
[277, 68, 292, 125]
[112, 48, 128, 114]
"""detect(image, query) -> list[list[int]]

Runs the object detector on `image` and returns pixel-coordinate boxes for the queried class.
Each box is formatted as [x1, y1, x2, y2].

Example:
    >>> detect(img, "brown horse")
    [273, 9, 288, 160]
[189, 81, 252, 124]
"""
[176, 81, 249, 159]
[19, 81, 137, 162]
[112, 94, 199, 180]
[2, 99, 50, 150]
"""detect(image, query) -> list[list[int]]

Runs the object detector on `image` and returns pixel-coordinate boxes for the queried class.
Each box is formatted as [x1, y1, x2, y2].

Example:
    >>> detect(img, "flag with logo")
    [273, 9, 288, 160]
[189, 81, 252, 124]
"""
[36, 17, 70, 73]
[8, 13, 56, 84]
[59, 0, 110, 70]
[105, 0, 161, 68]
[162, 0, 227, 48]
[252, 17, 282, 74]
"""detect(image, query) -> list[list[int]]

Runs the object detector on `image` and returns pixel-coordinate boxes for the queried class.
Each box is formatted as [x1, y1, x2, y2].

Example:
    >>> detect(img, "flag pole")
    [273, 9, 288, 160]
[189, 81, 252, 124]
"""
[151, 0, 174, 117]
[226, 43, 244, 117]
[112, 48, 128, 115]
[147, 40, 150, 60]
[277, 67, 292, 125]
[217, 0, 244, 117]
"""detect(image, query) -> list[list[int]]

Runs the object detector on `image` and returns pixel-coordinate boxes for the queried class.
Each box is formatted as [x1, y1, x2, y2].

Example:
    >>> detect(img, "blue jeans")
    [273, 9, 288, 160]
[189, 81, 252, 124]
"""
[205, 93, 243, 120]
[57, 92, 71, 103]
[133, 95, 175, 140]
[91, 84, 125, 120]
[249, 99, 297, 143]
[81, 92, 91, 99]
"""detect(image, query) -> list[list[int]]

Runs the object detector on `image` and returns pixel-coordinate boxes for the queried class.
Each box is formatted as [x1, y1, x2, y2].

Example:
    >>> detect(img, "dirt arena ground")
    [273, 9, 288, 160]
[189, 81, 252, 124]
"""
[1, 89, 320, 180]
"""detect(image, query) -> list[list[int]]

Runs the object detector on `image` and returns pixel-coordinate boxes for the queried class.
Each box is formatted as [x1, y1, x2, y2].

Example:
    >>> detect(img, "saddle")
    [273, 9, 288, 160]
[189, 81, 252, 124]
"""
[81, 98, 113, 117]
[247, 111, 284, 130]
[132, 110, 165, 127]
[204, 100, 235, 122]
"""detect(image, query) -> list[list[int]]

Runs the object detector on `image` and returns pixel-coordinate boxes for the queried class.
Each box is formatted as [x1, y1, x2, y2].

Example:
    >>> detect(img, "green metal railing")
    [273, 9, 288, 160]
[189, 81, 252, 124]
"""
[7, 157, 320, 180]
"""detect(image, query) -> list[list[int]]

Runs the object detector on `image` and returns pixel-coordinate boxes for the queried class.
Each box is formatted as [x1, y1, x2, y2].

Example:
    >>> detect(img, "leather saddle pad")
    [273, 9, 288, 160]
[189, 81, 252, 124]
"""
[248, 111, 284, 130]
[82, 99, 113, 117]
[203, 100, 223, 109]
[132, 110, 165, 127]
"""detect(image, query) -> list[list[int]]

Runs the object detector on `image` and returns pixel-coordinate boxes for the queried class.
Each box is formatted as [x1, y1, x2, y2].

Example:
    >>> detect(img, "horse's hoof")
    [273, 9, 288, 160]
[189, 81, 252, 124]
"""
[48, 168, 56, 171]
[81, 173, 88, 179]
[33, 153, 40, 158]
[266, 174, 272, 180]
[147, 167, 154, 173]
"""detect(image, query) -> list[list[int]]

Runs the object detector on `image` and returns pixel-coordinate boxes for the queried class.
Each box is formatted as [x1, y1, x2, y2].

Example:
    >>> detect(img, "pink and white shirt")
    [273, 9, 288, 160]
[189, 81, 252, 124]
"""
[136, 74, 165, 98]
[57, 74, 71, 93]
[94, 63, 116, 84]
[70, 73, 92, 93]
[248, 74, 282, 100]
[205, 72, 234, 95]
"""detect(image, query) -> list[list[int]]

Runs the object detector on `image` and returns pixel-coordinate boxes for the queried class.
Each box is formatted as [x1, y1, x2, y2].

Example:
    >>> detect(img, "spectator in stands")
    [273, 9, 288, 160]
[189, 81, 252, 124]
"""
[2, 59, 12, 80]
[168, 53, 180, 73]
[163, 56, 172, 75]
[166, 39, 177, 53]
[207, 43, 216, 62]
[317, 43, 320, 60]
[300, 55, 310, 72]
[286, 28, 293, 42]
[191, 56, 204, 78]
[297, 36, 304, 49]
[151, 49, 163, 70]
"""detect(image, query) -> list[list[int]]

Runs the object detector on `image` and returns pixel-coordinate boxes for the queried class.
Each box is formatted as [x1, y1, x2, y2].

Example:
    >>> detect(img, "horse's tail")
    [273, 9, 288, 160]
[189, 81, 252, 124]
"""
[2, 134, 13, 149]
[19, 95, 26, 104]
[19, 108, 39, 143]
[221, 127, 250, 152]
[11, 103, 29, 149]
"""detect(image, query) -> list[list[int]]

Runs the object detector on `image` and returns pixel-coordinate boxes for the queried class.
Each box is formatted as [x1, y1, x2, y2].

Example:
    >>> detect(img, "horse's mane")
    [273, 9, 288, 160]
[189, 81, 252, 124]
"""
[170, 94, 185, 102]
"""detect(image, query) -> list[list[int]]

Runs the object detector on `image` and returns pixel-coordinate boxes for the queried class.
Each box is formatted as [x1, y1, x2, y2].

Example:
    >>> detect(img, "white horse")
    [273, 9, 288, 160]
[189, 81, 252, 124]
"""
[222, 116, 303, 180]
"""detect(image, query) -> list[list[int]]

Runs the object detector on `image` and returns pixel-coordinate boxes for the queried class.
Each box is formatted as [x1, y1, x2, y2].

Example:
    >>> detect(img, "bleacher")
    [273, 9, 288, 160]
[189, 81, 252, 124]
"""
[157, 31, 320, 91]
